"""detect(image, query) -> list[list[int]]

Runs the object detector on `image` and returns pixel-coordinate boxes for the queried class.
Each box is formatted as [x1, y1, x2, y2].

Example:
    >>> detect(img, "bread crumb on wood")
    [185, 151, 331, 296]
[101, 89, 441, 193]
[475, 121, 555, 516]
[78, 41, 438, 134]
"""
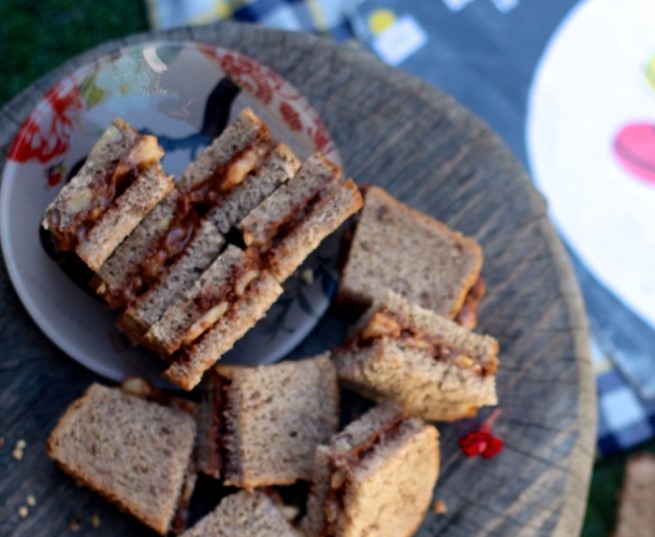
[433, 499, 448, 514]
[18, 506, 28, 518]
[16, 439, 26, 449]
[26, 495, 36, 506]
[12, 449, 23, 461]
[70, 516, 81, 532]
[91, 514, 101, 528]
[0, 436, 5, 448]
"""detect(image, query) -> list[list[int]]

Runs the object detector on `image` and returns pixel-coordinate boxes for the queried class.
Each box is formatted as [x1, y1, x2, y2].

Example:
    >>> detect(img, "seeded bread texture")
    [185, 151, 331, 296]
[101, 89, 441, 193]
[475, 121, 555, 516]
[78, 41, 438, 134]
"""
[164, 272, 283, 390]
[117, 220, 225, 343]
[339, 186, 483, 318]
[181, 491, 300, 537]
[334, 291, 498, 421]
[267, 179, 363, 282]
[176, 107, 273, 193]
[240, 153, 341, 249]
[215, 353, 339, 488]
[46, 384, 196, 536]
[143, 245, 249, 356]
[614, 454, 655, 537]
[208, 143, 301, 234]
[96, 189, 180, 297]
[302, 402, 439, 537]
[42, 118, 138, 238]
[77, 162, 173, 272]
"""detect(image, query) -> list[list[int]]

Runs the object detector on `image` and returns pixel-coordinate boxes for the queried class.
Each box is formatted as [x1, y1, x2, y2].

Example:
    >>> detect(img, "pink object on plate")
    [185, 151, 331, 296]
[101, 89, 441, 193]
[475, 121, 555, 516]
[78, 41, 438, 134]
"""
[613, 122, 655, 185]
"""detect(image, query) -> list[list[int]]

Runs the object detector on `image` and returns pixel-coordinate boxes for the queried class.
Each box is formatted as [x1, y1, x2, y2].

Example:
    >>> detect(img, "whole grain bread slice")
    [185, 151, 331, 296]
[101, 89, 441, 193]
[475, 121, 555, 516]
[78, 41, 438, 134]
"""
[333, 291, 498, 421]
[207, 143, 301, 234]
[176, 107, 274, 193]
[302, 401, 439, 537]
[42, 118, 139, 241]
[339, 186, 483, 320]
[117, 219, 225, 343]
[164, 272, 283, 390]
[95, 189, 180, 302]
[143, 245, 254, 356]
[266, 179, 363, 282]
[77, 162, 173, 271]
[180, 491, 300, 537]
[199, 354, 339, 488]
[46, 383, 196, 536]
[239, 153, 341, 249]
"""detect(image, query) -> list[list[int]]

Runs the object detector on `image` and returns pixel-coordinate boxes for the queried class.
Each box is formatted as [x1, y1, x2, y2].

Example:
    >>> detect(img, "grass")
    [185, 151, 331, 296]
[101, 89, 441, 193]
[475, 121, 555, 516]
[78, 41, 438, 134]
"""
[0, 2, 654, 536]
[0, 0, 148, 107]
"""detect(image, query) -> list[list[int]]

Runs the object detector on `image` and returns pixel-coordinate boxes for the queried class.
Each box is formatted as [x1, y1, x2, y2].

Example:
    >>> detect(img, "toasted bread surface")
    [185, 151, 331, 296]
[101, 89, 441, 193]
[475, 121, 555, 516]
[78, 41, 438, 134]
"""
[181, 491, 299, 537]
[214, 354, 339, 488]
[339, 186, 483, 318]
[46, 384, 196, 535]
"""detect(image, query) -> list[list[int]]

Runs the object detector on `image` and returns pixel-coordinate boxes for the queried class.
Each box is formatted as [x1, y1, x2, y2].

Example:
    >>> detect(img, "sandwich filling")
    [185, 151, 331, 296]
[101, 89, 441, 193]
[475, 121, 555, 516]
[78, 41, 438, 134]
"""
[45, 134, 163, 252]
[103, 138, 272, 308]
[204, 373, 232, 478]
[241, 169, 338, 251]
[350, 307, 495, 376]
[321, 415, 409, 536]
[454, 277, 485, 330]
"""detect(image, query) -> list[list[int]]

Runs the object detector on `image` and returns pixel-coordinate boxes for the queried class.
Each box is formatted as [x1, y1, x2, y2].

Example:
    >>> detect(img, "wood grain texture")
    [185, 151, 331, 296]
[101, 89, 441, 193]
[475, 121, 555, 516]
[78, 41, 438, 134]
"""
[0, 23, 595, 537]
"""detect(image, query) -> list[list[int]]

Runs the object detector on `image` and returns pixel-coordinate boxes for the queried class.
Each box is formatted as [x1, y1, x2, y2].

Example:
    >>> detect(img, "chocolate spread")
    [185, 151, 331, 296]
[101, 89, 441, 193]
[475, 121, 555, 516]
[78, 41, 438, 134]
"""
[104, 138, 271, 309]
[454, 277, 485, 330]
[47, 135, 160, 252]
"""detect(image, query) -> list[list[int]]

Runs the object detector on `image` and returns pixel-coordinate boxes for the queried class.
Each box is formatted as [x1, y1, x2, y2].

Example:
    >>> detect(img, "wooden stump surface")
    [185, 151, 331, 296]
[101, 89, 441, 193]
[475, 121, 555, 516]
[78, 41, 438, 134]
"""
[0, 23, 596, 537]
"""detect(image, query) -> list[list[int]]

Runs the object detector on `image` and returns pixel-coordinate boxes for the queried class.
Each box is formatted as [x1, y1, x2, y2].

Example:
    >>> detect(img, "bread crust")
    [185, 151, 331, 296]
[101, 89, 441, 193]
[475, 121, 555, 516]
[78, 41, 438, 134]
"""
[339, 186, 483, 319]
[46, 384, 196, 535]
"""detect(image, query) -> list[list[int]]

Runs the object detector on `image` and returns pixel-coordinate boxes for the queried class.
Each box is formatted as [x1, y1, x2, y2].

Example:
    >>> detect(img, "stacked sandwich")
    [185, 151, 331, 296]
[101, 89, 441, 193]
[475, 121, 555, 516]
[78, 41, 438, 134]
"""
[42, 109, 363, 390]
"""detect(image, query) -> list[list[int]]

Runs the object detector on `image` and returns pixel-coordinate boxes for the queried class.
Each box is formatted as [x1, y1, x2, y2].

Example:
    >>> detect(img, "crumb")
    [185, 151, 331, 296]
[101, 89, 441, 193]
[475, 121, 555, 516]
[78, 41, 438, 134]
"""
[18, 506, 28, 518]
[91, 514, 101, 528]
[299, 269, 314, 285]
[433, 499, 447, 514]
[70, 516, 81, 532]
[16, 439, 26, 449]
[12, 449, 23, 461]
[26, 495, 36, 506]
[0, 436, 5, 448]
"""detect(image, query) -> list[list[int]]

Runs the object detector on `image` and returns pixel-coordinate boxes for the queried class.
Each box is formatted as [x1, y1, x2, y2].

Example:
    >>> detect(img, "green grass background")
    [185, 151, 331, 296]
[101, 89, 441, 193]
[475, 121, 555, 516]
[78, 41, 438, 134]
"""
[1, 1, 654, 535]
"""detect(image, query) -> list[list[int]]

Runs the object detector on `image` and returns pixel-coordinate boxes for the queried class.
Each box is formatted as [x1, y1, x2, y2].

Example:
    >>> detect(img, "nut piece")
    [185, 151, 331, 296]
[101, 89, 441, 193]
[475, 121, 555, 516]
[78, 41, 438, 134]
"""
[222, 145, 267, 192]
[454, 355, 475, 369]
[360, 312, 402, 340]
[64, 189, 93, 215]
[184, 302, 229, 345]
[234, 269, 259, 297]
[121, 377, 154, 398]
[330, 470, 346, 489]
[433, 499, 448, 514]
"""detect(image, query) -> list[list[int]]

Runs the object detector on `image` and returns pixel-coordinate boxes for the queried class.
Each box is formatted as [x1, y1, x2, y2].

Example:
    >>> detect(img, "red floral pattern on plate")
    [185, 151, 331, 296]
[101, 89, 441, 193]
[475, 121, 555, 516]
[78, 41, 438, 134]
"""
[199, 45, 338, 161]
[8, 77, 83, 165]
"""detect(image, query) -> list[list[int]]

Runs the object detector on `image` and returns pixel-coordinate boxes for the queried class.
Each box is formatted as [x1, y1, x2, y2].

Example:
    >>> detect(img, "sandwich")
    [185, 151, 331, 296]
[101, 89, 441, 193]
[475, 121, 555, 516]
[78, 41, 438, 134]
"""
[180, 491, 300, 537]
[42, 118, 173, 272]
[240, 153, 363, 283]
[46, 380, 197, 535]
[333, 290, 499, 421]
[96, 107, 292, 314]
[158, 155, 362, 390]
[302, 401, 439, 537]
[338, 186, 484, 329]
[196, 353, 339, 488]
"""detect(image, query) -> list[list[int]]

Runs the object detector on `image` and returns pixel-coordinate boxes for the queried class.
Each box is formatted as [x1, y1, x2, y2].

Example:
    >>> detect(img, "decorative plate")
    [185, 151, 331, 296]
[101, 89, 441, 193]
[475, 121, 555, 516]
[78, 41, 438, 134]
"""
[0, 41, 342, 384]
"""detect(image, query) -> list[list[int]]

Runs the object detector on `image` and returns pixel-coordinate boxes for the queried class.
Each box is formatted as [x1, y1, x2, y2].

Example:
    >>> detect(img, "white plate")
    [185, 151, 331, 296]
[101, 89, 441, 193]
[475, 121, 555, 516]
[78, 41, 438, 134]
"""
[0, 41, 342, 385]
